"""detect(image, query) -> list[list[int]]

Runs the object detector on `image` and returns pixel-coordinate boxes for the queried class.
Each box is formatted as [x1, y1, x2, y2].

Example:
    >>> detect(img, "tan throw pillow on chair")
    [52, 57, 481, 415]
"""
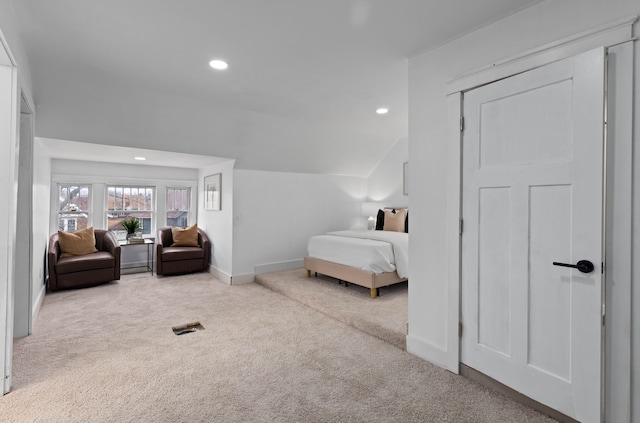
[171, 224, 199, 247]
[383, 209, 407, 232]
[58, 227, 98, 258]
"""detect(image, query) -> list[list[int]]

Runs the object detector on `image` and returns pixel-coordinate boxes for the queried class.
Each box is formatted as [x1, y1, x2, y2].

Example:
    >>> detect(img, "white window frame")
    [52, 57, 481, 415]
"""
[55, 183, 93, 232]
[51, 172, 198, 240]
[165, 187, 191, 228]
[106, 185, 155, 239]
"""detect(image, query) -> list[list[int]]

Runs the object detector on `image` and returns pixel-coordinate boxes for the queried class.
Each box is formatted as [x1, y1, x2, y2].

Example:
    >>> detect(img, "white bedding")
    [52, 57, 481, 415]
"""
[307, 230, 409, 278]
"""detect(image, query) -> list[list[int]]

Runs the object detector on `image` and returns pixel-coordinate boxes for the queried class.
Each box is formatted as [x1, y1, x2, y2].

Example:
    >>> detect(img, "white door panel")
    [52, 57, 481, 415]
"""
[461, 48, 605, 422]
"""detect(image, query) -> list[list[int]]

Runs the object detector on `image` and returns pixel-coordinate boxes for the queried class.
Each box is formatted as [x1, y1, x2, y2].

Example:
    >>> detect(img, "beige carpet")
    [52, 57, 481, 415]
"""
[0, 272, 556, 422]
[256, 268, 407, 350]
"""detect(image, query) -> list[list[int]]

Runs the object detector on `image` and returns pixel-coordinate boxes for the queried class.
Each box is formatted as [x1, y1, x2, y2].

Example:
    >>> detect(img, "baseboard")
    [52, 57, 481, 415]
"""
[254, 259, 303, 275]
[211, 262, 299, 285]
[209, 265, 232, 285]
[460, 364, 579, 423]
[230, 273, 255, 285]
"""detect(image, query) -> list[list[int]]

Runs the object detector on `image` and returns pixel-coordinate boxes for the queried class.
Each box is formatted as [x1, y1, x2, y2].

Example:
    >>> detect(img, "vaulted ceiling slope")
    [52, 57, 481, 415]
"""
[13, 0, 542, 177]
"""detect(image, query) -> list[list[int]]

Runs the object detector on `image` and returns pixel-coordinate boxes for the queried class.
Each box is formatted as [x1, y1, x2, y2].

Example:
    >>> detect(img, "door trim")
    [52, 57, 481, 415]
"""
[445, 21, 635, 422]
[603, 41, 634, 423]
[446, 15, 636, 95]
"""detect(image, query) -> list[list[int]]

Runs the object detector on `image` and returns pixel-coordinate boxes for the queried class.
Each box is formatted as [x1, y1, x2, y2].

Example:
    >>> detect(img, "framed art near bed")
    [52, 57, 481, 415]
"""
[204, 173, 221, 211]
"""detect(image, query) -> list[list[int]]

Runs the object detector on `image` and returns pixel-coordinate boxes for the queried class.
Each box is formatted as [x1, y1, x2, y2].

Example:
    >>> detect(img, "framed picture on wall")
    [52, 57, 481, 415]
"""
[204, 173, 221, 211]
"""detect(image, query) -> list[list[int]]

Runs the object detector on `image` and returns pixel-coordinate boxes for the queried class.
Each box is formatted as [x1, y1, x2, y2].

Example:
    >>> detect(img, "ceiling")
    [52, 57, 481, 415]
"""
[13, 0, 543, 176]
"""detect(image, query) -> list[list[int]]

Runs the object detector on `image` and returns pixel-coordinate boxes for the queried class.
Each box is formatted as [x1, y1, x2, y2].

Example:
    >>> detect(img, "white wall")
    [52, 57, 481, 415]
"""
[198, 160, 235, 283]
[367, 137, 408, 207]
[197, 158, 396, 284]
[232, 170, 367, 281]
[31, 139, 50, 321]
[407, 0, 639, 420]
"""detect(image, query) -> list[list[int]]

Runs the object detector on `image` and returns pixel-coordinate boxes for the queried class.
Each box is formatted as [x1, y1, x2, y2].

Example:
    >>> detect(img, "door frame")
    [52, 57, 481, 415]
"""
[0, 55, 19, 396]
[14, 95, 34, 338]
[444, 18, 636, 422]
[0, 25, 36, 395]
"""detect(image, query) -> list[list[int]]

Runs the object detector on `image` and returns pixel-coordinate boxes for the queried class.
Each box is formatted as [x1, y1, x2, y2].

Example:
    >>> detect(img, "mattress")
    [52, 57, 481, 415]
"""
[307, 233, 397, 275]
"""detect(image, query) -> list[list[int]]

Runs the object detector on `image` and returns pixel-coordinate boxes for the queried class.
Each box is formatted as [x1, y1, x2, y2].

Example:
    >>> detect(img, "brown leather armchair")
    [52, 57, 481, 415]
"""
[156, 227, 210, 276]
[48, 229, 121, 292]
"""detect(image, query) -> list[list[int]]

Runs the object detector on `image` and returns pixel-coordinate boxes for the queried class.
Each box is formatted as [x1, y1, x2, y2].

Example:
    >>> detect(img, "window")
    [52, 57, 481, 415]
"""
[57, 184, 90, 231]
[166, 187, 190, 227]
[106, 186, 154, 238]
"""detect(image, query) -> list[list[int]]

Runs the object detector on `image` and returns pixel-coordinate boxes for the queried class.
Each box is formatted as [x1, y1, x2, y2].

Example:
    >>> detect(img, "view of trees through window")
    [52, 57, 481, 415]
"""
[58, 185, 90, 231]
[166, 187, 190, 227]
[107, 186, 154, 238]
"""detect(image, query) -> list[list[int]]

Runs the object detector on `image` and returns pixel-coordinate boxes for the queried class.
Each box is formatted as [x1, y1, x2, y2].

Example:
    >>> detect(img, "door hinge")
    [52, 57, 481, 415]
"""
[460, 116, 465, 132]
[459, 322, 463, 337]
[459, 219, 464, 234]
[601, 262, 605, 274]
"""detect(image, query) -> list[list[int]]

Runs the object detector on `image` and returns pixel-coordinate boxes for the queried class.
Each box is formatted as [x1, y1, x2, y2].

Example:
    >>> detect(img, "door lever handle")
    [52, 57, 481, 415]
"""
[552, 260, 594, 274]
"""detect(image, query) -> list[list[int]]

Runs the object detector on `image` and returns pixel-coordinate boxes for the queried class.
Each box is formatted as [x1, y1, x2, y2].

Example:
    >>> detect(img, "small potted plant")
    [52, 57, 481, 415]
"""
[121, 217, 141, 240]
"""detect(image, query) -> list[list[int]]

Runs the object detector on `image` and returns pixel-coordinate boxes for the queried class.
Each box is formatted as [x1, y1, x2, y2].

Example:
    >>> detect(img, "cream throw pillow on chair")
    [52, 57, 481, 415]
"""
[58, 227, 98, 258]
[171, 224, 199, 247]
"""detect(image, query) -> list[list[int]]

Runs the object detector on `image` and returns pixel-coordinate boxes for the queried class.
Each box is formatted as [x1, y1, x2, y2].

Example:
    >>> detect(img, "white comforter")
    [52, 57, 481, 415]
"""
[309, 230, 409, 279]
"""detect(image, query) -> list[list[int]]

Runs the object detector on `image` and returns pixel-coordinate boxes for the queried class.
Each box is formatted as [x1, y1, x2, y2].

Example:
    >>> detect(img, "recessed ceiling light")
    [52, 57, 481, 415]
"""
[209, 59, 228, 70]
[376, 108, 389, 114]
[134, 156, 146, 161]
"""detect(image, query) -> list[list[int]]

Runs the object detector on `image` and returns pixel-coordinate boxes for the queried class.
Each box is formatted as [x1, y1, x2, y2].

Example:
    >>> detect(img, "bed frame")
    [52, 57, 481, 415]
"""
[303, 256, 407, 299]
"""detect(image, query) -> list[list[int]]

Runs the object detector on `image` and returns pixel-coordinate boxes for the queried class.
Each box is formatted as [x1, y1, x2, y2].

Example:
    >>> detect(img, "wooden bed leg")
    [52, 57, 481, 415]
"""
[306, 269, 311, 278]
[370, 288, 377, 299]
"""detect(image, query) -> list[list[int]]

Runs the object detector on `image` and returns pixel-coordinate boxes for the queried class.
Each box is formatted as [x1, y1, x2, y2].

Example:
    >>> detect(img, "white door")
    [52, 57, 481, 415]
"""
[461, 48, 605, 423]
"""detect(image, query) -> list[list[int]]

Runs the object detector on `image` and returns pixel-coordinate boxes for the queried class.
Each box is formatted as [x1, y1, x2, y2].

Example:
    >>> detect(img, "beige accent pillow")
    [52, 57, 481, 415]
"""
[171, 224, 199, 247]
[383, 209, 407, 232]
[58, 227, 98, 258]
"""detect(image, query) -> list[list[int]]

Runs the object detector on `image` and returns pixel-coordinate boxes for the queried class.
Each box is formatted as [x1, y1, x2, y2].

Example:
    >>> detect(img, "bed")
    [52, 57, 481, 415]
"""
[304, 209, 409, 299]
